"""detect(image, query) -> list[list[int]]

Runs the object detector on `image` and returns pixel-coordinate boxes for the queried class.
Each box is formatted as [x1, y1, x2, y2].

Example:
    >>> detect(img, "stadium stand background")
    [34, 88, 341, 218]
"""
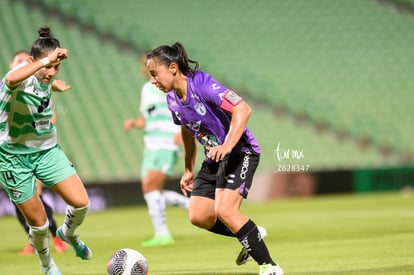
[0, 0, 413, 202]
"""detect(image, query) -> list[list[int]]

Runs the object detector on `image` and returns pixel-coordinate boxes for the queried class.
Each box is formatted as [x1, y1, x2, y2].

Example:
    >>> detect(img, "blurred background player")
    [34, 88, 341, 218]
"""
[8, 50, 69, 255]
[124, 55, 190, 247]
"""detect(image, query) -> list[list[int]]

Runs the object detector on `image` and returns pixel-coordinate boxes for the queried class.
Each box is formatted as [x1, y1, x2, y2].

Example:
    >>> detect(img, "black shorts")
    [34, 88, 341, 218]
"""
[191, 150, 260, 200]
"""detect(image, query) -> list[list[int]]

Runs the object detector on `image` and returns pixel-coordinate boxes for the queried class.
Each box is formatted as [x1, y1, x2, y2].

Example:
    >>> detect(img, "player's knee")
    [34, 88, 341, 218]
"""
[26, 215, 48, 227]
[29, 219, 49, 235]
[188, 211, 215, 229]
[68, 198, 90, 209]
[141, 183, 159, 194]
[188, 212, 203, 227]
[215, 205, 235, 223]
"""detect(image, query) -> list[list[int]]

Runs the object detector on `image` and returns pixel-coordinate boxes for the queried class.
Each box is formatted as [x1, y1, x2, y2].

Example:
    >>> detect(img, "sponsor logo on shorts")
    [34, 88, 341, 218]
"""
[12, 188, 21, 198]
[240, 151, 252, 180]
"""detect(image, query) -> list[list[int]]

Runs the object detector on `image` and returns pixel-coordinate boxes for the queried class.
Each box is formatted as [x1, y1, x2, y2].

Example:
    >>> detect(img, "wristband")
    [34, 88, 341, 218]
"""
[40, 57, 50, 67]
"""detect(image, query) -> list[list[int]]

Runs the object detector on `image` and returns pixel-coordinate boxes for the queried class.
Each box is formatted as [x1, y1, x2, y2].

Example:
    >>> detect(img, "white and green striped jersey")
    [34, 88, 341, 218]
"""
[139, 82, 180, 151]
[0, 65, 56, 154]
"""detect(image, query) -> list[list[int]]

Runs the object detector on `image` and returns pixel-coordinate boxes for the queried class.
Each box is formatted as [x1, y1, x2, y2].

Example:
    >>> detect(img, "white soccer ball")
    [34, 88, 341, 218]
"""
[107, 248, 148, 275]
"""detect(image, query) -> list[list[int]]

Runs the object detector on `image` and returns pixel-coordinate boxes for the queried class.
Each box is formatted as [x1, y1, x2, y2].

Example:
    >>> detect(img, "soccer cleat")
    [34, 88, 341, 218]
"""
[41, 258, 62, 275]
[18, 242, 35, 255]
[259, 263, 284, 275]
[141, 235, 174, 247]
[53, 236, 68, 253]
[236, 247, 250, 265]
[56, 227, 92, 260]
[236, 226, 268, 265]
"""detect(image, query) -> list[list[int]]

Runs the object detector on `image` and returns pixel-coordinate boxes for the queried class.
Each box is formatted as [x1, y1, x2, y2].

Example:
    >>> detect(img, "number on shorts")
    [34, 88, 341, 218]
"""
[2, 171, 16, 186]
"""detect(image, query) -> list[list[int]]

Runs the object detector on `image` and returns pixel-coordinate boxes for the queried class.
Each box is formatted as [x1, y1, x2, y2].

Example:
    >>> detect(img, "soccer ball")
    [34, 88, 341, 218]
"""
[107, 248, 148, 275]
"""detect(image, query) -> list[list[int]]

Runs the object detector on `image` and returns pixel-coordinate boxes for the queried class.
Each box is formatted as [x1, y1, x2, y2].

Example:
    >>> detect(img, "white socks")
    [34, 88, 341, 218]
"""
[61, 203, 89, 237]
[162, 190, 190, 209]
[144, 190, 190, 236]
[144, 190, 169, 236]
[29, 220, 51, 268]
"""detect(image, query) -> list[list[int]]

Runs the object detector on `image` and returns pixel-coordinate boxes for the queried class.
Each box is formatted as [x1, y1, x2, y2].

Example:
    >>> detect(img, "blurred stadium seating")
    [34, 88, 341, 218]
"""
[0, 0, 413, 182]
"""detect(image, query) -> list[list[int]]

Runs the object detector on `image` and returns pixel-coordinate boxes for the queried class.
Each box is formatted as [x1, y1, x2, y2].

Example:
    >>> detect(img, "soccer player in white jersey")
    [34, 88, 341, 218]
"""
[0, 26, 92, 275]
[124, 56, 189, 247]
[7, 50, 68, 255]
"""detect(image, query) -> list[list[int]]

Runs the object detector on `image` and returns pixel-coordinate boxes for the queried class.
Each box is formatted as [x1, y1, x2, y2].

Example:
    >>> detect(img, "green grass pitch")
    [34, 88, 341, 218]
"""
[1, 191, 413, 274]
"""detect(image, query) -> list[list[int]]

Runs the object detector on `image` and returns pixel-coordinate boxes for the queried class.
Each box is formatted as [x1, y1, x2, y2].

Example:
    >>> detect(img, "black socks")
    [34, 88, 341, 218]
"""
[236, 219, 275, 265]
[208, 218, 276, 266]
[208, 219, 235, 237]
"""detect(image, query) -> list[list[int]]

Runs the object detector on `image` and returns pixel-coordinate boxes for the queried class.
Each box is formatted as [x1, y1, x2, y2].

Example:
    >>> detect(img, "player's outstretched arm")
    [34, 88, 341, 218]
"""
[52, 80, 72, 92]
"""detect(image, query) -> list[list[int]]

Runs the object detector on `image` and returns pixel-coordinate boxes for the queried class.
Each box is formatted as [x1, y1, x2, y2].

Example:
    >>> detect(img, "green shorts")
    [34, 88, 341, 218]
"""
[0, 144, 76, 204]
[141, 149, 178, 177]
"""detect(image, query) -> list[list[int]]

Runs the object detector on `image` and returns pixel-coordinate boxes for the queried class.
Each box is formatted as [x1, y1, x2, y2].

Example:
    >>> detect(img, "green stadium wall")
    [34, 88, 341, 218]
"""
[0, 0, 413, 192]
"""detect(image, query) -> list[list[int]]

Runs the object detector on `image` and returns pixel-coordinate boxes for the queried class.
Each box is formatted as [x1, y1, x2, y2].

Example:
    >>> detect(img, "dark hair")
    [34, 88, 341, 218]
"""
[30, 26, 60, 60]
[146, 42, 199, 77]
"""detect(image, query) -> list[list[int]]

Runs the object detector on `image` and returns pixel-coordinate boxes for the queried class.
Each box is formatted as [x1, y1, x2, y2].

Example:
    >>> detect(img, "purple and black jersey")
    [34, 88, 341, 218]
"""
[166, 71, 260, 159]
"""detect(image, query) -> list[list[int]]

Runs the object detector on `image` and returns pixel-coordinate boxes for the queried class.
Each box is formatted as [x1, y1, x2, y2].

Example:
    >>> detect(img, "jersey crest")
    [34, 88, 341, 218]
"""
[194, 103, 206, 116]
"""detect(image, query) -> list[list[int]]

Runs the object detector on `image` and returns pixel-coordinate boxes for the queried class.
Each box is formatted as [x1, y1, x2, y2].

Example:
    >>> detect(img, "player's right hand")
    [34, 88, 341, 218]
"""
[180, 170, 194, 197]
[48, 47, 68, 65]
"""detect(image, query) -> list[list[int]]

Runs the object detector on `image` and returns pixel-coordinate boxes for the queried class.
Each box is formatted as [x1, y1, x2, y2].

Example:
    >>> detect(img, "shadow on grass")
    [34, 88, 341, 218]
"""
[161, 273, 256, 275]
[289, 265, 414, 275]
[77, 273, 256, 275]
[75, 270, 257, 275]
[144, 270, 257, 275]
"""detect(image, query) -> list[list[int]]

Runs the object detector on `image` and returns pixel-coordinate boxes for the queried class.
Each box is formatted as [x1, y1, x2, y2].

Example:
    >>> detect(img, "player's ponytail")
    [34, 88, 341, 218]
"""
[172, 42, 199, 76]
[147, 42, 199, 77]
[30, 26, 61, 59]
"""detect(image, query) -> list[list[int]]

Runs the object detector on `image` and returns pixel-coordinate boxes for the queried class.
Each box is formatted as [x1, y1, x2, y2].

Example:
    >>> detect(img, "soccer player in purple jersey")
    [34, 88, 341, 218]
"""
[146, 42, 283, 275]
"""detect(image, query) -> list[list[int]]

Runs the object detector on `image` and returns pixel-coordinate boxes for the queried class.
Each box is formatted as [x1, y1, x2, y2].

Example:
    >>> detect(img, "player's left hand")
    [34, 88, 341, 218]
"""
[206, 145, 231, 162]
[52, 80, 72, 92]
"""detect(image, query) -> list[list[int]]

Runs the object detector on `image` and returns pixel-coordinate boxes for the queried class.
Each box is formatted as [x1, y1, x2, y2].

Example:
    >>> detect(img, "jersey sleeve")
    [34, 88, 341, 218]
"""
[220, 89, 243, 113]
[3, 61, 30, 91]
[195, 72, 242, 113]
[166, 93, 182, 125]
